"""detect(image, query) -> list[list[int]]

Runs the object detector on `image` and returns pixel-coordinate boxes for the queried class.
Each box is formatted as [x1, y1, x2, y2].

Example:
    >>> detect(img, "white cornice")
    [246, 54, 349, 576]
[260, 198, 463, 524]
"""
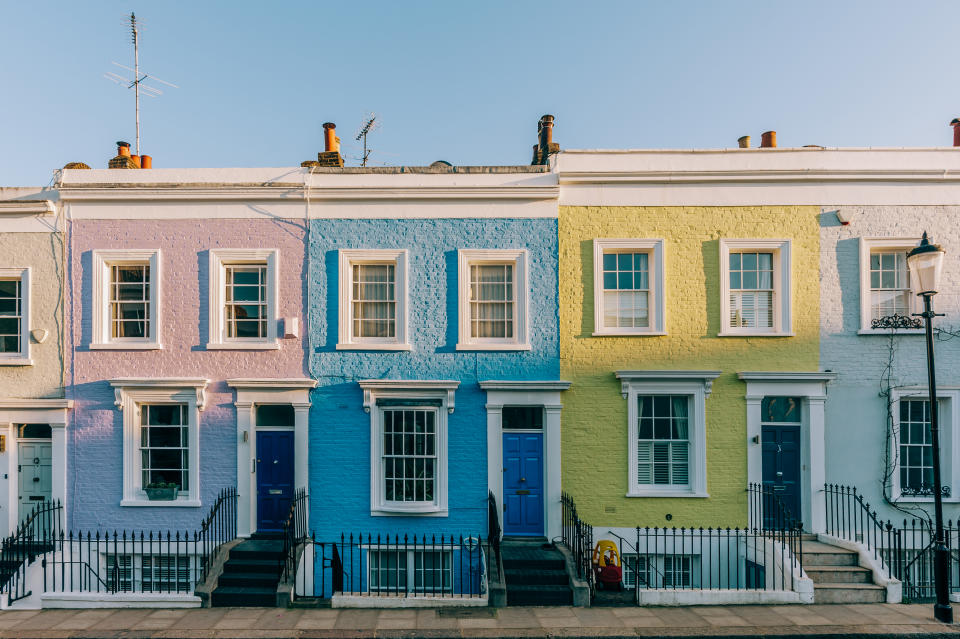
[616, 370, 722, 398]
[226, 378, 317, 390]
[0, 399, 73, 409]
[58, 186, 303, 202]
[0, 200, 55, 215]
[478, 381, 572, 391]
[558, 169, 960, 186]
[738, 371, 838, 383]
[110, 378, 210, 411]
[358, 380, 460, 414]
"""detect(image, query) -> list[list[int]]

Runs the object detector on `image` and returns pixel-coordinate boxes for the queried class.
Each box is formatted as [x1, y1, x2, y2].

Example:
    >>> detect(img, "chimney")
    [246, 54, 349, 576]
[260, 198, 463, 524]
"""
[760, 131, 777, 148]
[951, 118, 960, 147]
[531, 114, 559, 165]
[108, 141, 138, 169]
[738, 135, 751, 149]
[304, 122, 344, 168]
[130, 154, 141, 168]
[140, 155, 152, 169]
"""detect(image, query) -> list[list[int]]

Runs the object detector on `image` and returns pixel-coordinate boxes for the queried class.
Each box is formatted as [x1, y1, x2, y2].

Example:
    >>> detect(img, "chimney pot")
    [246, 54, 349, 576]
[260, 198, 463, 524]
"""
[951, 118, 960, 147]
[140, 155, 152, 169]
[738, 135, 751, 149]
[533, 114, 558, 165]
[130, 154, 141, 168]
[323, 122, 340, 153]
[116, 141, 131, 157]
[760, 131, 777, 148]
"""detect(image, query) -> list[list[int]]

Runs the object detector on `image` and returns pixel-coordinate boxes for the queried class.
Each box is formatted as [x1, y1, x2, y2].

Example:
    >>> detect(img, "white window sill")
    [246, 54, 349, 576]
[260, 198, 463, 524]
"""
[206, 342, 280, 351]
[0, 358, 33, 366]
[893, 496, 960, 504]
[717, 331, 794, 338]
[372, 507, 448, 517]
[90, 343, 163, 350]
[858, 329, 924, 336]
[121, 498, 202, 508]
[626, 490, 709, 499]
[592, 331, 667, 337]
[336, 343, 412, 351]
[455, 343, 532, 352]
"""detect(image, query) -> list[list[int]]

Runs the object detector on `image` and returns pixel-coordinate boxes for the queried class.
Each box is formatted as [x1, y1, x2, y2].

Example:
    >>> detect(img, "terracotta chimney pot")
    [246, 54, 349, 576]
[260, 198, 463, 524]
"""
[951, 118, 960, 147]
[140, 155, 152, 169]
[738, 135, 751, 149]
[760, 131, 777, 148]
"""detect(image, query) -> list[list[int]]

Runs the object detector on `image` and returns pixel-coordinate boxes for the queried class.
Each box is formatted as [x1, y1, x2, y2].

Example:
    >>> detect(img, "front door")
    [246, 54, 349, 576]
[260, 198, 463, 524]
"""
[256, 431, 294, 532]
[503, 432, 544, 536]
[18, 441, 52, 523]
[761, 396, 802, 526]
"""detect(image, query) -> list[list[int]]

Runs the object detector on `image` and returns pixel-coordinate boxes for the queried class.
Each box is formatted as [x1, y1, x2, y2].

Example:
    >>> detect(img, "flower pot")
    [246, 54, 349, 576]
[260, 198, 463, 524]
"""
[144, 487, 179, 501]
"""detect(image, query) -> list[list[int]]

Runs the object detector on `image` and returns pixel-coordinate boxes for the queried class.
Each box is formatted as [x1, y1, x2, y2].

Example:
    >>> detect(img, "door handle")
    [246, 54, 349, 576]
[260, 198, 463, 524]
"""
[776, 471, 783, 477]
[520, 477, 526, 482]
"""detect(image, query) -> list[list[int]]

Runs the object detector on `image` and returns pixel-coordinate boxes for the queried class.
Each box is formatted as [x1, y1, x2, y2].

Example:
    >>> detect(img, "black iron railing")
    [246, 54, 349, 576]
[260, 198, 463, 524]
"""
[560, 492, 594, 596]
[892, 518, 960, 602]
[198, 487, 237, 585]
[293, 532, 487, 600]
[1, 499, 63, 604]
[823, 483, 901, 579]
[280, 488, 308, 582]
[487, 491, 502, 581]
[747, 482, 802, 531]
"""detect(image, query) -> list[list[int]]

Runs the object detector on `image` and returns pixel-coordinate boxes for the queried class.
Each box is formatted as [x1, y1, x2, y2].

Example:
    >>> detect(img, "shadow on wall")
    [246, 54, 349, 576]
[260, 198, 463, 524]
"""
[701, 240, 720, 338]
[317, 250, 339, 352]
[192, 250, 209, 351]
[577, 240, 593, 339]
[835, 238, 861, 335]
[78, 251, 93, 350]
[438, 250, 459, 354]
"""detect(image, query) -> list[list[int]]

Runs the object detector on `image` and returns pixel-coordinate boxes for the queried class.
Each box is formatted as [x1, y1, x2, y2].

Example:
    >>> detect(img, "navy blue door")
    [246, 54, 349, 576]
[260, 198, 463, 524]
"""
[256, 431, 295, 532]
[503, 433, 544, 536]
[761, 425, 801, 525]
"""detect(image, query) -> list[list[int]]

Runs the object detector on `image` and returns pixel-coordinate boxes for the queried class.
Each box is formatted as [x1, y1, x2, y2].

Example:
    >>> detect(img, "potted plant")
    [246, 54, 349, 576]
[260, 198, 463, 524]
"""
[144, 481, 179, 501]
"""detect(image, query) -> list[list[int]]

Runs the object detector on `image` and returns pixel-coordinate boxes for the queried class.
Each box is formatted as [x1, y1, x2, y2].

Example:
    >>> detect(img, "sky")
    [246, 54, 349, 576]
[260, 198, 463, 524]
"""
[1, 1, 959, 186]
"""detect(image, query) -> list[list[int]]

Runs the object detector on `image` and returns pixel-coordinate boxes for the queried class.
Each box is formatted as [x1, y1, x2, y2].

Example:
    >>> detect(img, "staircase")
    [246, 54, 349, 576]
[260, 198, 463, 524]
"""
[211, 533, 286, 607]
[803, 537, 886, 603]
[502, 538, 573, 606]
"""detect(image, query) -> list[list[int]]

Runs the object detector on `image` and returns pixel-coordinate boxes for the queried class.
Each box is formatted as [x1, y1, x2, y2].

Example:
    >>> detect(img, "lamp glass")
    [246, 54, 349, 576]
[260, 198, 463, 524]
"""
[907, 249, 944, 296]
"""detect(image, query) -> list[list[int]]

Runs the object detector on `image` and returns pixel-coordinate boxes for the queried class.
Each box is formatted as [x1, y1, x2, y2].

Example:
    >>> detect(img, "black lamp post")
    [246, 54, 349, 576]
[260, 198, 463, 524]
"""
[907, 231, 952, 624]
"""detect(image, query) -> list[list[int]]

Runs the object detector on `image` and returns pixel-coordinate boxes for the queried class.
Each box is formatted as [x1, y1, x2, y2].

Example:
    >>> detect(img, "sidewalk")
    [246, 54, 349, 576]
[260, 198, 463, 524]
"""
[0, 604, 959, 638]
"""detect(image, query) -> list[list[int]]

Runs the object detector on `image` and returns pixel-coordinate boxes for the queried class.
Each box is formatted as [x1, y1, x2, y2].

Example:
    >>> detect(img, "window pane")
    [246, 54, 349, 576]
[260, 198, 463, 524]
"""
[225, 264, 267, 339]
[141, 403, 189, 492]
[636, 395, 690, 486]
[899, 398, 935, 495]
[470, 263, 514, 339]
[110, 265, 149, 340]
[382, 408, 437, 504]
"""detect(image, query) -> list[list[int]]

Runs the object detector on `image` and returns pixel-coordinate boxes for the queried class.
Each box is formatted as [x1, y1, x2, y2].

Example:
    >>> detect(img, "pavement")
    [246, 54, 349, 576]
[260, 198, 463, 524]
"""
[0, 604, 958, 638]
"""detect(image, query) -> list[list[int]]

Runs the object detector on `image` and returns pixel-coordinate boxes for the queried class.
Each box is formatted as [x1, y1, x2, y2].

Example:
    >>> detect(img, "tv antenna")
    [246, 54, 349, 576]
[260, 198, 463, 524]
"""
[103, 12, 178, 156]
[355, 114, 379, 167]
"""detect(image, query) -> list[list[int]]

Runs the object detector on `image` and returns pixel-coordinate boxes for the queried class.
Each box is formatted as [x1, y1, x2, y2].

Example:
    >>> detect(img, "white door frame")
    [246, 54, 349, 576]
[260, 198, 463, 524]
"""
[739, 372, 836, 533]
[481, 381, 570, 542]
[227, 379, 316, 538]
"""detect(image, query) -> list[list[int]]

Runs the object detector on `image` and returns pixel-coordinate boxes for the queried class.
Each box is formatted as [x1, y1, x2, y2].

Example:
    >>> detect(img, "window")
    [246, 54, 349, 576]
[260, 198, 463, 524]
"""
[457, 249, 529, 350]
[140, 405, 189, 492]
[369, 549, 452, 594]
[92, 250, 161, 349]
[114, 555, 194, 593]
[593, 239, 665, 335]
[208, 249, 278, 349]
[337, 249, 408, 350]
[719, 240, 791, 336]
[502, 406, 543, 430]
[382, 408, 437, 504]
[618, 371, 717, 497]
[891, 388, 959, 501]
[0, 268, 29, 364]
[623, 554, 695, 589]
[859, 238, 921, 333]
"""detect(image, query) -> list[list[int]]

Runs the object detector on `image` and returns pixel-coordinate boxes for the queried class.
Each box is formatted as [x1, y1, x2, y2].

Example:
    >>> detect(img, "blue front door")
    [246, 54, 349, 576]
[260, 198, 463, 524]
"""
[256, 430, 295, 532]
[503, 432, 544, 536]
[761, 424, 802, 525]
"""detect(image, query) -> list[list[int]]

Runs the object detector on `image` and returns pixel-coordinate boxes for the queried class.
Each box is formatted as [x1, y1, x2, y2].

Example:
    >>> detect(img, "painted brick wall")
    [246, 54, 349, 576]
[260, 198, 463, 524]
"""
[308, 218, 559, 538]
[559, 206, 821, 528]
[820, 206, 960, 523]
[68, 218, 308, 531]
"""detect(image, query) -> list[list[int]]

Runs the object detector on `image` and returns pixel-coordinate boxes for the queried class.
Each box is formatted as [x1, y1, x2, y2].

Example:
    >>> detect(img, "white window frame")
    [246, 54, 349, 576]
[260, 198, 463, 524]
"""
[366, 546, 454, 594]
[617, 371, 718, 498]
[592, 239, 666, 336]
[337, 249, 409, 350]
[111, 379, 207, 507]
[858, 237, 923, 335]
[91, 250, 161, 349]
[360, 380, 457, 516]
[456, 249, 530, 351]
[719, 239, 792, 337]
[0, 267, 31, 365]
[207, 249, 279, 350]
[890, 387, 960, 503]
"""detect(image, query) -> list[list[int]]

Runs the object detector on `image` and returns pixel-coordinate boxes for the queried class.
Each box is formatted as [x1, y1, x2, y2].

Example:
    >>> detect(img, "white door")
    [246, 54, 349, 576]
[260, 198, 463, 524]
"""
[18, 442, 52, 523]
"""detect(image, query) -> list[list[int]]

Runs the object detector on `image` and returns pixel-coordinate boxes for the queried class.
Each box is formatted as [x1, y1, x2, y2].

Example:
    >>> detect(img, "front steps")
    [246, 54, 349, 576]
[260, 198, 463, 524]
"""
[210, 533, 285, 607]
[804, 539, 886, 603]
[502, 537, 573, 606]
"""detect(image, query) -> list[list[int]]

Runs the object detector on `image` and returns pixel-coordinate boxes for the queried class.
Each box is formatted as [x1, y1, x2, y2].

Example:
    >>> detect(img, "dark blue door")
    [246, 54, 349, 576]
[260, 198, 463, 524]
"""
[256, 431, 295, 532]
[761, 425, 801, 525]
[503, 433, 544, 536]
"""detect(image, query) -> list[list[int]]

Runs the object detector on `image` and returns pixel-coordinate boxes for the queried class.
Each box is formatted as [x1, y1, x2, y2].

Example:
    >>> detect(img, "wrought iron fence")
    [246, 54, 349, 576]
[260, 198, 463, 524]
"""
[747, 482, 802, 532]
[198, 487, 237, 585]
[560, 492, 595, 596]
[487, 491, 502, 581]
[823, 483, 901, 580]
[280, 488, 308, 582]
[292, 532, 488, 600]
[1, 499, 63, 604]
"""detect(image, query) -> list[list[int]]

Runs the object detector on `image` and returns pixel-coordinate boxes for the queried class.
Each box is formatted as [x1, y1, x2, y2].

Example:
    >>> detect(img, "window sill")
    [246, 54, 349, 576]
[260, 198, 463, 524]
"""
[90, 343, 162, 350]
[336, 343, 412, 351]
[121, 498, 202, 508]
[626, 490, 709, 499]
[592, 331, 667, 337]
[456, 343, 532, 352]
[717, 331, 794, 338]
[372, 507, 449, 517]
[858, 329, 924, 336]
[893, 496, 960, 504]
[0, 358, 33, 366]
[206, 342, 280, 351]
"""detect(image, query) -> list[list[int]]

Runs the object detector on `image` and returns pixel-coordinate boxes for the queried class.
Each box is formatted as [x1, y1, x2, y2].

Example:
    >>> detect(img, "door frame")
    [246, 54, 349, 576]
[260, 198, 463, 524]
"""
[481, 381, 570, 542]
[740, 372, 836, 533]
[228, 379, 316, 538]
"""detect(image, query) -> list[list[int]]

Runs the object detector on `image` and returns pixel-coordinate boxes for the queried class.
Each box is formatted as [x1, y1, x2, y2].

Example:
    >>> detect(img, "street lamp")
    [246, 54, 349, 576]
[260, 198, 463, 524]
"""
[907, 231, 952, 624]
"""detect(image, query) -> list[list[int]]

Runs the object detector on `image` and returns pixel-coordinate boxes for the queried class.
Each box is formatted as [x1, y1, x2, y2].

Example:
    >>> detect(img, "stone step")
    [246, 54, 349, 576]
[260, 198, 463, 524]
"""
[805, 565, 872, 584]
[210, 586, 276, 607]
[504, 567, 569, 586]
[813, 583, 886, 604]
[221, 558, 283, 574]
[801, 542, 859, 567]
[506, 584, 573, 606]
[502, 557, 566, 571]
[217, 571, 281, 588]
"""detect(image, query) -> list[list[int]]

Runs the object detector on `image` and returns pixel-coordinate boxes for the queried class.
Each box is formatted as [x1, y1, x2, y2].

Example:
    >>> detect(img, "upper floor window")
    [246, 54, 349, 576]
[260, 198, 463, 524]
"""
[593, 239, 665, 335]
[859, 238, 921, 334]
[208, 249, 278, 350]
[337, 249, 409, 350]
[457, 249, 529, 351]
[0, 268, 30, 365]
[891, 388, 959, 501]
[92, 250, 161, 349]
[719, 239, 792, 337]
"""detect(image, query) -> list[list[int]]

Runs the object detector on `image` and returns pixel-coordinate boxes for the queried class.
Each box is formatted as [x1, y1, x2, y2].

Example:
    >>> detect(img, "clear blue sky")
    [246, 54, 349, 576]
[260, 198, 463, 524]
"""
[2, 1, 958, 185]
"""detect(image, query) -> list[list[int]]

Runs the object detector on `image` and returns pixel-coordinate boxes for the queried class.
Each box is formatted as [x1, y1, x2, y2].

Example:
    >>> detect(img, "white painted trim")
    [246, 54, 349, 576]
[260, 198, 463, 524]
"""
[479, 380, 571, 391]
[40, 593, 202, 608]
[858, 237, 922, 333]
[456, 249, 529, 351]
[0, 268, 29, 364]
[0, 200, 55, 215]
[227, 378, 318, 389]
[207, 249, 279, 349]
[592, 239, 665, 335]
[738, 372, 837, 383]
[616, 371, 719, 498]
[91, 249, 161, 349]
[718, 239, 792, 337]
[331, 594, 486, 608]
[337, 249, 409, 350]
[89, 343, 163, 351]
[888, 387, 960, 503]
[358, 380, 459, 414]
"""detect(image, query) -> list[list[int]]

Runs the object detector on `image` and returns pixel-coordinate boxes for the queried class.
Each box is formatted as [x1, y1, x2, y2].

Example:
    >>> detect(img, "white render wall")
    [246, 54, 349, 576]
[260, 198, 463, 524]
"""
[820, 205, 960, 525]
